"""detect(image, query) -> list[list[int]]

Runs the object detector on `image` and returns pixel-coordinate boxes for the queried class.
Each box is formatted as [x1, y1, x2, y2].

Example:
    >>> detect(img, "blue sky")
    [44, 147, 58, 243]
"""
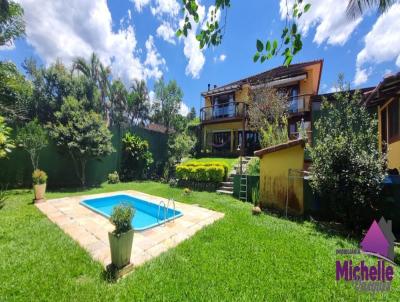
[1, 0, 400, 115]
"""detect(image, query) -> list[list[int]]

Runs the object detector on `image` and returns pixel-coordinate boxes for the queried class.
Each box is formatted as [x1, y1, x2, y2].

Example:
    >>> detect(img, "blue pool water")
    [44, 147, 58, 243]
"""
[80, 194, 182, 231]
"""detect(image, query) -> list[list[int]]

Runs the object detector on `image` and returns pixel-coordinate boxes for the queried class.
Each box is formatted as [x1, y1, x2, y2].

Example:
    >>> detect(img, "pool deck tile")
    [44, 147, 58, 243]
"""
[36, 190, 224, 275]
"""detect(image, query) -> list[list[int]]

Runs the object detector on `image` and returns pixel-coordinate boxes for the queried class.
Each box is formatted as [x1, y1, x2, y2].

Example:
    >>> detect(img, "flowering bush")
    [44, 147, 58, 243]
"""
[108, 171, 120, 184]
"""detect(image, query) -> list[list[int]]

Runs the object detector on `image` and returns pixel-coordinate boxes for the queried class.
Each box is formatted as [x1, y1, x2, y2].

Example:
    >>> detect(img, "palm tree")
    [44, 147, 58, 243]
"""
[109, 80, 128, 127]
[346, 0, 397, 18]
[128, 80, 150, 126]
[72, 53, 111, 123]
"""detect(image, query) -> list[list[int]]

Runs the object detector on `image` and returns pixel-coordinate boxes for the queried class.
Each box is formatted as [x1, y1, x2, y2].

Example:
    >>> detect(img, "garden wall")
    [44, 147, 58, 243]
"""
[0, 126, 168, 188]
[303, 176, 400, 237]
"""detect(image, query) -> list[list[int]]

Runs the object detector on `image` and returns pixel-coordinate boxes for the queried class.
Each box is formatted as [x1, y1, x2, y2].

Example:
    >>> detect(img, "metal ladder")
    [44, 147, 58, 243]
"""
[239, 175, 248, 202]
[157, 199, 177, 226]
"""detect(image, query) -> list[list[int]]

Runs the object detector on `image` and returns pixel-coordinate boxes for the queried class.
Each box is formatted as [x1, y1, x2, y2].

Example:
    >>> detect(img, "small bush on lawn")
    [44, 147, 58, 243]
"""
[247, 158, 260, 176]
[176, 162, 227, 183]
[108, 171, 120, 184]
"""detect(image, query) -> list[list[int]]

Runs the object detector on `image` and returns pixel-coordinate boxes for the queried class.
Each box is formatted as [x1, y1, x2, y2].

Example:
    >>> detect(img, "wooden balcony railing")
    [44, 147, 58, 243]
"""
[200, 102, 248, 122]
[288, 94, 312, 114]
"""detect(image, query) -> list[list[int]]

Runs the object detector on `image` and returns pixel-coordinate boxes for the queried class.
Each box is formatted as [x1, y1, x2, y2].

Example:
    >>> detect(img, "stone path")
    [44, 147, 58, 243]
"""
[36, 190, 224, 270]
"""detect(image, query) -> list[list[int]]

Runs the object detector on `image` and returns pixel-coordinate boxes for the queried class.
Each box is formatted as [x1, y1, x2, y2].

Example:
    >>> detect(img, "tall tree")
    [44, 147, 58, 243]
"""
[0, 61, 32, 121]
[0, 0, 25, 46]
[23, 59, 84, 123]
[128, 79, 150, 126]
[72, 53, 110, 120]
[109, 79, 128, 127]
[152, 78, 183, 133]
[187, 106, 196, 120]
[48, 96, 114, 186]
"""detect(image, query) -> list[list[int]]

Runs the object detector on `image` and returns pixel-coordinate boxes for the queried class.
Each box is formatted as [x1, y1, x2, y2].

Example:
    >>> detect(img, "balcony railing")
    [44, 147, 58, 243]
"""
[288, 94, 312, 114]
[200, 102, 247, 122]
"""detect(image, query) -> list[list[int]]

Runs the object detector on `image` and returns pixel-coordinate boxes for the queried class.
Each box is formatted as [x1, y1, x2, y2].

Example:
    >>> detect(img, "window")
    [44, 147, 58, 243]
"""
[388, 98, 400, 143]
[212, 93, 235, 118]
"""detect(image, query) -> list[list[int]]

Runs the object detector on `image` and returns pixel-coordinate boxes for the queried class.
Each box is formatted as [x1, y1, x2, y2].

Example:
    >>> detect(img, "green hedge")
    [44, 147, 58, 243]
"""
[176, 162, 228, 183]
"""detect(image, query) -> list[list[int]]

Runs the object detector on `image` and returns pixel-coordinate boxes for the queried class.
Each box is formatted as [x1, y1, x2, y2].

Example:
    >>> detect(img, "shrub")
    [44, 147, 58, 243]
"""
[109, 203, 135, 235]
[0, 185, 8, 210]
[108, 171, 120, 184]
[32, 169, 47, 185]
[168, 178, 178, 187]
[176, 162, 227, 183]
[247, 158, 260, 176]
[121, 132, 153, 181]
[184, 188, 191, 195]
[309, 86, 386, 231]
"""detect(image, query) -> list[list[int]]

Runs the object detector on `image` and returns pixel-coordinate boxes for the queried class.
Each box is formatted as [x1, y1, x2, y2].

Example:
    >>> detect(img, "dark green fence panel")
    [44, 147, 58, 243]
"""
[233, 174, 260, 203]
[0, 125, 168, 188]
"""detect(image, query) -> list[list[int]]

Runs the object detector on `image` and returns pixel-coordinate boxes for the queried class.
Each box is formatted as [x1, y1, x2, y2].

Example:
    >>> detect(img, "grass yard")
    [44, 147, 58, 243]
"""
[183, 157, 238, 172]
[1, 181, 399, 301]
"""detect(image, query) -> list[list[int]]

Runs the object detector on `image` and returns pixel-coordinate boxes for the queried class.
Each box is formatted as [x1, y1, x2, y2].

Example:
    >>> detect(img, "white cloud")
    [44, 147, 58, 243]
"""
[156, 22, 176, 44]
[131, 0, 151, 12]
[356, 4, 400, 68]
[16, 0, 165, 85]
[144, 35, 166, 79]
[151, 0, 180, 17]
[214, 54, 226, 62]
[384, 69, 393, 77]
[353, 67, 372, 86]
[279, 0, 362, 46]
[179, 102, 190, 116]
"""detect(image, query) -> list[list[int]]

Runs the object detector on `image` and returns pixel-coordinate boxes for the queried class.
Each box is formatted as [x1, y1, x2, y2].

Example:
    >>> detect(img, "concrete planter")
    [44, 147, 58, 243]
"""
[108, 229, 134, 269]
[33, 183, 46, 201]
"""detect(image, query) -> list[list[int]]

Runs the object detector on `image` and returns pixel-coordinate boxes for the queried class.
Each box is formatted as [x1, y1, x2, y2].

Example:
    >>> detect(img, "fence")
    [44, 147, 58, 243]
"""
[0, 125, 168, 188]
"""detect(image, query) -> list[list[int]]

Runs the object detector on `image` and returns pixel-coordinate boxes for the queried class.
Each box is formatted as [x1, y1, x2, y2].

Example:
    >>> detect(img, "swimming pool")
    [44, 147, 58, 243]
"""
[80, 194, 183, 231]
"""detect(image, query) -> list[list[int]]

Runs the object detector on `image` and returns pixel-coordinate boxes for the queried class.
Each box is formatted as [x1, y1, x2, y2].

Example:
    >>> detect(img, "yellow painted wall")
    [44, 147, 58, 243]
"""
[378, 98, 400, 170]
[299, 62, 322, 95]
[259, 144, 304, 214]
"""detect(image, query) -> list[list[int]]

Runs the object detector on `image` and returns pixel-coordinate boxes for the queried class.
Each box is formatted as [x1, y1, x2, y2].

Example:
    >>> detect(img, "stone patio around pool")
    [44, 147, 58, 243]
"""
[36, 190, 224, 272]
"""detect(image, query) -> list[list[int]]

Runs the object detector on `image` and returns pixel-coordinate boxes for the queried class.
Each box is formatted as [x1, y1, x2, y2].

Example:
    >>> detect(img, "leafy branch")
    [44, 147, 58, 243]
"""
[177, 0, 311, 66]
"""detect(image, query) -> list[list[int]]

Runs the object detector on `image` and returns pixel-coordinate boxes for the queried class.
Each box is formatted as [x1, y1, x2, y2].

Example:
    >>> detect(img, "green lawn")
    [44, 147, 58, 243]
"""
[1, 182, 398, 301]
[183, 157, 238, 171]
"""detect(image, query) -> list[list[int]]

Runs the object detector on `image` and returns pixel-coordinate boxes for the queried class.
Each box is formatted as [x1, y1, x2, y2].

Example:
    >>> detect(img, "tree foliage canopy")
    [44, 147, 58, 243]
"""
[309, 87, 386, 229]
[0, 0, 25, 46]
[48, 96, 114, 186]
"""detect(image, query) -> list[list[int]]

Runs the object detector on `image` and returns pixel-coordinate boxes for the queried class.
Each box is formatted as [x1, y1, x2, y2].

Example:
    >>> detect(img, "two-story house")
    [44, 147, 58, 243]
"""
[199, 60, 323, 156]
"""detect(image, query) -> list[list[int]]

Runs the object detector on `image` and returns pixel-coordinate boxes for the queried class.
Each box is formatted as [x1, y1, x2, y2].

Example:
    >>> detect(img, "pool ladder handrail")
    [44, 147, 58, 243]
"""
[167, 198, 176, 222]
[157, 198, 177, 226]
[157, 200, 167, 225]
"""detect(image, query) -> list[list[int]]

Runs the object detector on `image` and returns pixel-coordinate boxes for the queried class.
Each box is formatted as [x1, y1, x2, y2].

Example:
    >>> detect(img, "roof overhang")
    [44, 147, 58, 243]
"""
[201, 84, 240, 97]
[364, 72, 400, 107]
[250, 73, 307, 90]
[254, 139, 305, 157]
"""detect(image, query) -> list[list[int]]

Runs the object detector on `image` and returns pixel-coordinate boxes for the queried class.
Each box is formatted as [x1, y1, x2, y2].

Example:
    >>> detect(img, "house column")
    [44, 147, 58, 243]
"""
[230, 130, 234, 152]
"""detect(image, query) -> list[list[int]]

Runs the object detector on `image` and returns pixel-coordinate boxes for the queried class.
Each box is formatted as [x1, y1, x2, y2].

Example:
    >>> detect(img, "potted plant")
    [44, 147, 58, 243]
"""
[32, 169, 48, 201]
[108, 203, 135, 269]
[251, 186, 262, 215]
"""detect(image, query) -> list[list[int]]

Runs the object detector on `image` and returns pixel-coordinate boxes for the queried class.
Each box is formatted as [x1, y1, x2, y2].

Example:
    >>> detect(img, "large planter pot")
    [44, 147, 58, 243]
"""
[108, 229, 134, 269]
[33, 183, 47, 201]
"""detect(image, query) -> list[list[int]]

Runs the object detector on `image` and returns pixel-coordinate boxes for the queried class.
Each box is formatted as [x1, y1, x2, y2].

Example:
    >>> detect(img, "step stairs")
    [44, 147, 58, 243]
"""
[217, 156, 255, 196]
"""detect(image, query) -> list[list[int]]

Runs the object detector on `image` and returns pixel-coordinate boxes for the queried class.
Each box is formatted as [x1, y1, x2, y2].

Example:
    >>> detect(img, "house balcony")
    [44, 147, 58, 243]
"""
[288, 94, 312, 115]
[200, 102, 248, 124]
